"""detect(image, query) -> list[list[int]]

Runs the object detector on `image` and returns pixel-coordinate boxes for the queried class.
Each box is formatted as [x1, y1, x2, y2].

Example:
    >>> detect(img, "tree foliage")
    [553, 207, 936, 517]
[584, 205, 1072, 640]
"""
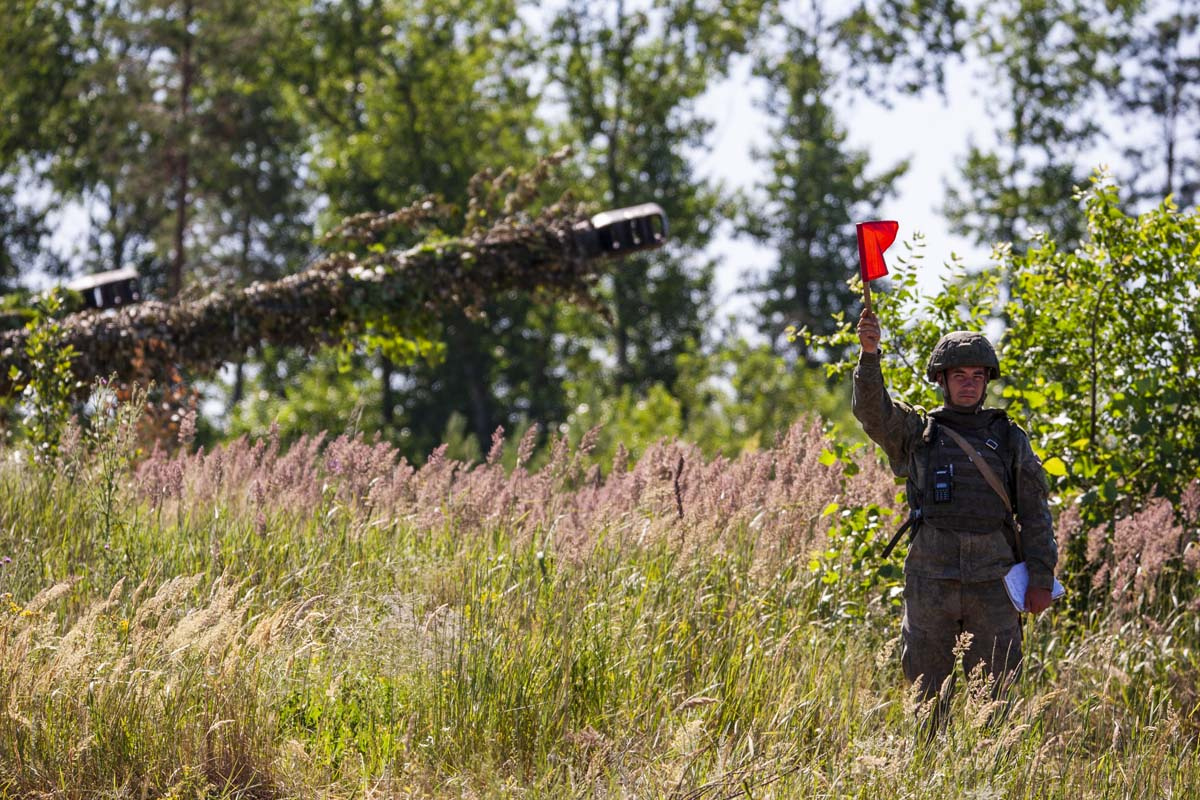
[835, 0, 969, 97]
[546, 0, 768, 391]
[1001, 177, 1200, 512]
[4, 0, 1198, 468]
[1111, 1, 1200, 208]
[807, 172, 1200, 519]
[276, 0, 561, 451]
[0, 0, 313, 292]
[744, 7, 907, 357]
[942, 0, 1139, 250]
[831, 0, 1183, 252]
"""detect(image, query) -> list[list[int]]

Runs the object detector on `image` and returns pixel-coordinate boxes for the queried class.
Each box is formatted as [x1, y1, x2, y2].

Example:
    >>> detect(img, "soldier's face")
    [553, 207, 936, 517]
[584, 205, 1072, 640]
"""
[940, 366, 988, 407]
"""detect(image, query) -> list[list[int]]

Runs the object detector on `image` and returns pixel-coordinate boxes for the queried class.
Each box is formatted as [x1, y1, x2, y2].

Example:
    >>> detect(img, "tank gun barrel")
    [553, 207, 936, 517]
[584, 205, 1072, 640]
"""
[0, 204, 668, 396]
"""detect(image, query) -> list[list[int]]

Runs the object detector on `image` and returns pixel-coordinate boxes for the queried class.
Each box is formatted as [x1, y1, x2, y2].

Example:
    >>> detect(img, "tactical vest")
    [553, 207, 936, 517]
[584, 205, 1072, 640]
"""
[883, 410, 1024, 559]
[908, 414, 1016, 534]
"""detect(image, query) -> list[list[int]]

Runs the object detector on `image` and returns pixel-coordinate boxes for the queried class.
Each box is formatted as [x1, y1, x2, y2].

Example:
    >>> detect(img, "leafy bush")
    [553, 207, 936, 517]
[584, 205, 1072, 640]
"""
[1001, 178, 1200, 513]
[7, 289, 78, 458]
[809, 501, 904, 621]
[802, 172, 1200, 606]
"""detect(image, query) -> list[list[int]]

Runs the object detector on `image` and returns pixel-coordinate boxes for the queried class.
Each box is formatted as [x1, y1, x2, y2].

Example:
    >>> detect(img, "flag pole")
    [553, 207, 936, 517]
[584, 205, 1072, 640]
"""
[856, 221, 871, 314]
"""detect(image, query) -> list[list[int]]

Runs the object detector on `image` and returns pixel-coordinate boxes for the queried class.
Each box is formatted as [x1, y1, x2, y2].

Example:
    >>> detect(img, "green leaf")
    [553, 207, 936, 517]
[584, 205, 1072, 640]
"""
[1041, 456, 1068, 477]
[877, 564, 903, 580]
[1022, 389, 1047, 409]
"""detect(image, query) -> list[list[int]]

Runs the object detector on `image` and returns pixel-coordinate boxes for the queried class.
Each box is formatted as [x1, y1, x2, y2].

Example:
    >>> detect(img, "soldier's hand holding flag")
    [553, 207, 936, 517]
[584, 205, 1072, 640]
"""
[857, 308, 881, 354]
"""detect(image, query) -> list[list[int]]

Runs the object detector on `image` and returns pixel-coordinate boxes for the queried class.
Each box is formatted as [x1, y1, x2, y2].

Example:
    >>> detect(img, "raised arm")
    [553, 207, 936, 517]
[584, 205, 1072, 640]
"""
[852, 308, 923, 473]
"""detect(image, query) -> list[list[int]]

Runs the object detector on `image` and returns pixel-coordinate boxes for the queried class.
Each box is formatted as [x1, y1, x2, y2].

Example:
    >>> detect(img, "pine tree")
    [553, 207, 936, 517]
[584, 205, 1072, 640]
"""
[744, 8, 906, 358]
[546, 0, 768, 391]
[1112, 1, 1200, 209]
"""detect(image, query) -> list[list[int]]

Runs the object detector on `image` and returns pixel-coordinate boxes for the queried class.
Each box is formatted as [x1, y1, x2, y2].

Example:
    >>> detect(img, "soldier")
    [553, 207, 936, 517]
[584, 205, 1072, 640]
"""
[852, 308, 1057, 728]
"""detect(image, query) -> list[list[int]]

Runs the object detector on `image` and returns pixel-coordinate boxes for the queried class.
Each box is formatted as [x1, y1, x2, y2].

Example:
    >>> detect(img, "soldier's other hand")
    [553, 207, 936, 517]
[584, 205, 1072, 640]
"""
[857, 308, 881, 354]
[1025, 587, 1053, 615]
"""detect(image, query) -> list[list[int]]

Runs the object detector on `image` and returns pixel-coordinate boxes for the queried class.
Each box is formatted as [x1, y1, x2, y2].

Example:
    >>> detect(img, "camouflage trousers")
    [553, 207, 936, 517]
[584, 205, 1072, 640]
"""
[901, 574, 1022, 716]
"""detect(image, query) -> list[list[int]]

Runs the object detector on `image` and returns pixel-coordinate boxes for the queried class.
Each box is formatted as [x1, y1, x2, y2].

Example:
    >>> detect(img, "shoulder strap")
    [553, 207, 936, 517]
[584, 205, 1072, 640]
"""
[1006, 418, 1023, 517]
[940, 424, 1026, 561]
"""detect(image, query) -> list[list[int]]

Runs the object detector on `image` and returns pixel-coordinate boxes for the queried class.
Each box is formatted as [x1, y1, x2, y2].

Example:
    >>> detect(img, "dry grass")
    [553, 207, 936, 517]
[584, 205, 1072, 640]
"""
[0, 419, 1197, 797]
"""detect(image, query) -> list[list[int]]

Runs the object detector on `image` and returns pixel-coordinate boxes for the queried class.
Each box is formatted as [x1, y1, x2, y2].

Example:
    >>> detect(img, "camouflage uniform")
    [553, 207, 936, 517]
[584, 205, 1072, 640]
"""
[852, 346, 1057, 708]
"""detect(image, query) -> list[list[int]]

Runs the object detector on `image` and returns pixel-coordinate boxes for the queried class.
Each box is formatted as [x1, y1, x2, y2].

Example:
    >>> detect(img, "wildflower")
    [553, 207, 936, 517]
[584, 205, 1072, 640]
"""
[875, 636, 899, 669]
[612, 442, 629, 475]
[486, 425, 505, 465]
[1181, 479, 1200, 525]
[951, 631, 975, 660]
[1184, 542, 1200, 573]
[177, 408, 197, 447]
[1108, 497, 1181, 611]
[516, 425, 538, 469]
[578, 424, 602, 457]
[426, 442, 449, 470]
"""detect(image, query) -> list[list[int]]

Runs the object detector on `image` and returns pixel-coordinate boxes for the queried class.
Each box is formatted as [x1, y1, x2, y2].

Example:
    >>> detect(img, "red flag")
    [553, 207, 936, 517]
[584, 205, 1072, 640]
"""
[856, 220, 899, 282]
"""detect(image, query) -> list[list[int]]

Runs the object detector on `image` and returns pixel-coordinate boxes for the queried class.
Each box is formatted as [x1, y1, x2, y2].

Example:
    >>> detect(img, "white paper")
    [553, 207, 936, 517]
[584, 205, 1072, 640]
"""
[1003, 561, 1066, 612]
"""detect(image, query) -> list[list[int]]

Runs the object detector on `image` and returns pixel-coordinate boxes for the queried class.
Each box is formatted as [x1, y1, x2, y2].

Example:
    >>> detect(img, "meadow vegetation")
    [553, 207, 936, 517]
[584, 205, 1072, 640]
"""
[1, 396, 1198, 798]
[3, 1, 1198, 793]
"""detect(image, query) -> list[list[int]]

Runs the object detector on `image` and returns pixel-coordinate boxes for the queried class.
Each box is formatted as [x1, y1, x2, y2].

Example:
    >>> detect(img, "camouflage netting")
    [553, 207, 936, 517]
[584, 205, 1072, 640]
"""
[0, 203, 616, 396]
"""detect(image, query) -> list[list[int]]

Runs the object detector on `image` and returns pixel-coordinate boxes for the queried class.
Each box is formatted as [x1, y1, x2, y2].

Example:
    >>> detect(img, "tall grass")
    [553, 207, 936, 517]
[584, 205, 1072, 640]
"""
[0, 417, 1197, 797]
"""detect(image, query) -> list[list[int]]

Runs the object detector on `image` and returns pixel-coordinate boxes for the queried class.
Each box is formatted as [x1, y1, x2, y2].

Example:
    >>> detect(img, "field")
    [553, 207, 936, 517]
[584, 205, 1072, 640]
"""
[1, 415, 1197, 798]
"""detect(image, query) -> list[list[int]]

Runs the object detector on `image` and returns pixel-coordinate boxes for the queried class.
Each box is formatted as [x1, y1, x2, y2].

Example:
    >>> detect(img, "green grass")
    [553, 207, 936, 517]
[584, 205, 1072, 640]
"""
[0, 432, 1197, 798]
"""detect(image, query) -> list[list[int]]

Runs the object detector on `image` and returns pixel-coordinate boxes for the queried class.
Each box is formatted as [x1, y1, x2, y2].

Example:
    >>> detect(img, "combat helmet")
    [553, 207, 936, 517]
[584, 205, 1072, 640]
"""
[925, 331, 1000, 382]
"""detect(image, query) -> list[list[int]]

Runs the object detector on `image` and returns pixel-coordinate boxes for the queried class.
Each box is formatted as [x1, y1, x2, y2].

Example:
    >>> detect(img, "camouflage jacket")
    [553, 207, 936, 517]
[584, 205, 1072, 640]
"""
[852, 350, 1057, 589]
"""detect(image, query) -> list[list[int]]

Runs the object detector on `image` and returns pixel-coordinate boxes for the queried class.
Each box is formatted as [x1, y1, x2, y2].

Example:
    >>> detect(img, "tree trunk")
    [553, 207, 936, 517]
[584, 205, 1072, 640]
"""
[168, 0, 194, 299]
[380, 354, 394, 426]
[230, 360, 245, 407]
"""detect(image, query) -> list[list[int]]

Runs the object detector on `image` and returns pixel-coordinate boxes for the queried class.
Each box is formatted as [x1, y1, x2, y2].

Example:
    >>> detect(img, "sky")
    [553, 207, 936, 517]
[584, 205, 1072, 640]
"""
[695, 56, 992, 321]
